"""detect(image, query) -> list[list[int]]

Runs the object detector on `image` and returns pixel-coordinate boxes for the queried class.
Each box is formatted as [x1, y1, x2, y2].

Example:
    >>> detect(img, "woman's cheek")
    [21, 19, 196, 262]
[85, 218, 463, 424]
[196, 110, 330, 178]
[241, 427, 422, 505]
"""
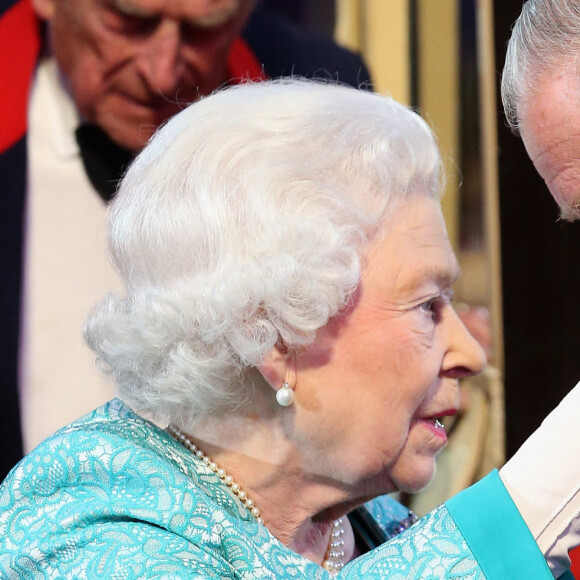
[409, 314, 436, 348]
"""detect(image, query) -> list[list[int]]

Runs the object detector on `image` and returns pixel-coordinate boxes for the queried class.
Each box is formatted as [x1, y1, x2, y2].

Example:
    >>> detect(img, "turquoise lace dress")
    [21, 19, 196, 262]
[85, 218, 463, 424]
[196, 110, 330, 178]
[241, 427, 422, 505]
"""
[0, 400, 559, 578]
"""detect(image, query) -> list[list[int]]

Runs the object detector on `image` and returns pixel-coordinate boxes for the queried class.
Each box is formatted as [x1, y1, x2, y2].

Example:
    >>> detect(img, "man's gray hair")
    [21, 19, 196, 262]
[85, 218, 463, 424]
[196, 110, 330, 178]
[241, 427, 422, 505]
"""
[502, 0, 580, 131]
[84, 79, 443, 428]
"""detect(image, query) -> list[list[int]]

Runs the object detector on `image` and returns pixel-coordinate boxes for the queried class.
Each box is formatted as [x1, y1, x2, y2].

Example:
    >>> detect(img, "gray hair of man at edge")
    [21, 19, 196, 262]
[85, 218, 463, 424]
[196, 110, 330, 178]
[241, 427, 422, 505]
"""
[502, 0, 580, 132]
[84, 78, 443, 428]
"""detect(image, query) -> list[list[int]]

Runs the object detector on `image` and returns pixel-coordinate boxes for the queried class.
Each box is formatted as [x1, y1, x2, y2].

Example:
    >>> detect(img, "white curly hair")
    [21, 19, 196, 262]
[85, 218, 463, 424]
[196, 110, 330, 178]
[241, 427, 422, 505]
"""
[84, 78, 443, 427]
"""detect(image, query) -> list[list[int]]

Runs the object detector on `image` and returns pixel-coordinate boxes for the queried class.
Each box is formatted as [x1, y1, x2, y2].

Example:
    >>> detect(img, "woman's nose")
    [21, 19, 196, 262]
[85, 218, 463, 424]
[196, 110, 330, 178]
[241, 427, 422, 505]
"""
[441, 305, 488, 378]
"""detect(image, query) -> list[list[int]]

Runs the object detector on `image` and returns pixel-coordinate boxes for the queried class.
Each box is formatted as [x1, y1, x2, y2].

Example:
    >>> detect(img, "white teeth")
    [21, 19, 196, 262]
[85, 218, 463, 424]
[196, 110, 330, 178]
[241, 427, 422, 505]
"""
[434, 418, 445, 429]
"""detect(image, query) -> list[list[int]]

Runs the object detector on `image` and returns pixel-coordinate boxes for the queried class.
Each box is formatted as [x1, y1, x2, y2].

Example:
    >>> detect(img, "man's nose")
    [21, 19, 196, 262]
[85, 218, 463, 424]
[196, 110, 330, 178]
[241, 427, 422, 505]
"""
[139, 21, 185, 96]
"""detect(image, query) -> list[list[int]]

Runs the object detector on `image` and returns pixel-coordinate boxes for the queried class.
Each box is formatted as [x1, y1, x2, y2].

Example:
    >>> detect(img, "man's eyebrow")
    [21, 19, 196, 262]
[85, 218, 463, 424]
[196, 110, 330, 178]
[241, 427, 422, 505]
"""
[559, 201, 580, 223]
[106, 0, 242, 28]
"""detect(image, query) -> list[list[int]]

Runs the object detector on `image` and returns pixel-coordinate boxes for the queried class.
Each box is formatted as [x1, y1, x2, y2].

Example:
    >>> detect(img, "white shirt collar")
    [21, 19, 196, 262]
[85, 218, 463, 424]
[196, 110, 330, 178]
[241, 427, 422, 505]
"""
[32, 57, 82, 159]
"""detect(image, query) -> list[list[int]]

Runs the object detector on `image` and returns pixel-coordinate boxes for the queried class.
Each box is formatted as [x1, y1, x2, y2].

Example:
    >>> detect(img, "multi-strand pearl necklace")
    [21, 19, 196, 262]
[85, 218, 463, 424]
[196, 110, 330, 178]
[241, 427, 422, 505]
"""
[167, 426, 346, 575]
[322, 518, 346, 575]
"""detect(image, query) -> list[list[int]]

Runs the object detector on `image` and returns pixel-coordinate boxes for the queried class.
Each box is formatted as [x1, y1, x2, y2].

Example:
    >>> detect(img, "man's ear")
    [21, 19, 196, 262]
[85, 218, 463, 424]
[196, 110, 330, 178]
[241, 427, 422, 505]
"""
[32, 0, 56, 20]
[256, 342, 296, 393]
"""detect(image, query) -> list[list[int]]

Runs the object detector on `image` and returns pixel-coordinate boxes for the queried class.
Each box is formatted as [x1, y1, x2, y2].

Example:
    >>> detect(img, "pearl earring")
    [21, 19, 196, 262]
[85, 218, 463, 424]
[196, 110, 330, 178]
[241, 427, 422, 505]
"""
[275, 381, 294, 406]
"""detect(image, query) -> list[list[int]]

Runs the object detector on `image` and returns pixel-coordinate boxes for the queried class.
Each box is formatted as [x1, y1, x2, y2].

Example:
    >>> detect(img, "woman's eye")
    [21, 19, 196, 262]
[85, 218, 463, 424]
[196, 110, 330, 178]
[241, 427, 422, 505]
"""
[417, 298, 437, 317]
[416, 290, 454, 321]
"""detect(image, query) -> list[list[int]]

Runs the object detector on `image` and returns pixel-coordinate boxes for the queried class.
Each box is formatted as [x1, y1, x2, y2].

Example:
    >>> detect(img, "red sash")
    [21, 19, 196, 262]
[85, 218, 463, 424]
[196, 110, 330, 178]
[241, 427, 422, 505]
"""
[0, 0, 40, 152]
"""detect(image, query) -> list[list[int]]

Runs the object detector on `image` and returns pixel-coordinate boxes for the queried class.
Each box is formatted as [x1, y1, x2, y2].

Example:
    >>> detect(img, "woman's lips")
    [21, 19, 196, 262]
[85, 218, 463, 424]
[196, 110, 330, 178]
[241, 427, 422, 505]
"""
[417, 409, 458, 442]
[419, 417, 448, 442]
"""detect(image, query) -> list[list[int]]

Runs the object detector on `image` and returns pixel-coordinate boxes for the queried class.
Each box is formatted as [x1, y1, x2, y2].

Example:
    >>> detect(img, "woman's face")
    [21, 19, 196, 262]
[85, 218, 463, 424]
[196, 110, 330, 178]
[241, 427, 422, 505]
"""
[292, 196, 486, 496]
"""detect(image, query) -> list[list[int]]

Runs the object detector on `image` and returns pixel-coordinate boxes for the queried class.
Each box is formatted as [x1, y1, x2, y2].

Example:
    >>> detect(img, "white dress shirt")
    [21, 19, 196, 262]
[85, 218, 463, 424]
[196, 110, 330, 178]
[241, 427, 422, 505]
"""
[20, 58, 118, 452]
[500, 381, 580, 578]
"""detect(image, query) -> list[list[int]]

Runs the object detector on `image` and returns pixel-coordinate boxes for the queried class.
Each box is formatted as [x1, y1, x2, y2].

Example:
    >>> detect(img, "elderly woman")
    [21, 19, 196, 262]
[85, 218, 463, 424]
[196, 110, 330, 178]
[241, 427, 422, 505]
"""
[1, 79, 579, 578]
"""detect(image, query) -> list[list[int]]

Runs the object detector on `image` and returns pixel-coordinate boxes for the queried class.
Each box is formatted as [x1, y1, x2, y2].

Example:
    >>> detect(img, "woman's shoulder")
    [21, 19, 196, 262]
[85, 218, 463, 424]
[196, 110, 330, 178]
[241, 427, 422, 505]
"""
[0, 398, 226, 518]
[0, 401, 324, 578]
[0, 399, 196, 529]
[1, 399, 186, 490]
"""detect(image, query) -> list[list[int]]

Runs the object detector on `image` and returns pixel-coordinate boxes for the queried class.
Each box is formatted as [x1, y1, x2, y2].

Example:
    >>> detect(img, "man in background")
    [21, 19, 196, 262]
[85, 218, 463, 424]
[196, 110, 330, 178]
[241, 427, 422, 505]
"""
[0, 0, 370, 480]
[502, 0, 580, 575]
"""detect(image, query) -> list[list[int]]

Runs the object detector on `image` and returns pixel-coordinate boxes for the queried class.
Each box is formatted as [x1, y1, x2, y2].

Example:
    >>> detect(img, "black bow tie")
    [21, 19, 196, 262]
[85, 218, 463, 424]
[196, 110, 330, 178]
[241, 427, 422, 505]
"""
[75, 124, 134, 203]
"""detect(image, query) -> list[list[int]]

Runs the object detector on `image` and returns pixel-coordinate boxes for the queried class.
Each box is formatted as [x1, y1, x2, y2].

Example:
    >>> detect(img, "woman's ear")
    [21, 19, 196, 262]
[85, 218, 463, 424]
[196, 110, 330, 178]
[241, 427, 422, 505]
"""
[256, 342, 296, 393]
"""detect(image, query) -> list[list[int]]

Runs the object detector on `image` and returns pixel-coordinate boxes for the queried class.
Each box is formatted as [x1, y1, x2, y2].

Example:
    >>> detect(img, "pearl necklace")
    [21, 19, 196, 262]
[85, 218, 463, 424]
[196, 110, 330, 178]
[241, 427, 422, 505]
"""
[167, 426, 346, 575]
[323, 517, 346, 575]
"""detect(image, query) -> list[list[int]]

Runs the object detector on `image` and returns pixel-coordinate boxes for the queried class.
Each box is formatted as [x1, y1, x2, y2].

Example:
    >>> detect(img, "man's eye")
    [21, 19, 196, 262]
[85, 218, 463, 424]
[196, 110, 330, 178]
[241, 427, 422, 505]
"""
[181, 21, 231, 45]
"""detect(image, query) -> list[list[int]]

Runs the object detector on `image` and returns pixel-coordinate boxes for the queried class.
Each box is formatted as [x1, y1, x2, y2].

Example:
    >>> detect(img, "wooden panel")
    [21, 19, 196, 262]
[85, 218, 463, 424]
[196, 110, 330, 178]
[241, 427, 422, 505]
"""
[335, 0, 410, 104]
[417, 0, 460, 249]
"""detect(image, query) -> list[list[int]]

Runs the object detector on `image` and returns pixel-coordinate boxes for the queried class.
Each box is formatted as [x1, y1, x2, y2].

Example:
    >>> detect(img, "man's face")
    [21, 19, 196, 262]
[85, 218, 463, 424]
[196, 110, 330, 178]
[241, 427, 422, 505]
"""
[34, 0, 254, 152]
[519, 69, 580, 221]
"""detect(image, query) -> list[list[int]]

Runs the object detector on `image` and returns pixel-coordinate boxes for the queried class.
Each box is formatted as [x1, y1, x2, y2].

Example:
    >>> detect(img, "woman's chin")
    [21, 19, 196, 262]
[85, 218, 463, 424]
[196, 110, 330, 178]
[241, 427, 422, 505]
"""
[392, 463, 436, 494]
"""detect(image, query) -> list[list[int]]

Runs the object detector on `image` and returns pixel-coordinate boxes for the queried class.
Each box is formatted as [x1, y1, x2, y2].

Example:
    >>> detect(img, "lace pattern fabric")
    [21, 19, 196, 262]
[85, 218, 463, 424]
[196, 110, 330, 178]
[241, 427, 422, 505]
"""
[0, 399, 496, 578]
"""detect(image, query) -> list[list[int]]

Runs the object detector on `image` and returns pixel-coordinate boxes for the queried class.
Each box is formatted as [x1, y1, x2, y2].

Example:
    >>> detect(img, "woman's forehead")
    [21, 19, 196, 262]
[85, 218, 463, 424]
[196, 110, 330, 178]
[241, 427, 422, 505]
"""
[363, 197, 458, 292]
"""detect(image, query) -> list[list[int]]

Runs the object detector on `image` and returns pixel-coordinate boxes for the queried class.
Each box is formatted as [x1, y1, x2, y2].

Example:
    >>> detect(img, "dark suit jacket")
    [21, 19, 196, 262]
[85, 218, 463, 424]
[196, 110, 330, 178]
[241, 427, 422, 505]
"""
[0, 0, 371, 480]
